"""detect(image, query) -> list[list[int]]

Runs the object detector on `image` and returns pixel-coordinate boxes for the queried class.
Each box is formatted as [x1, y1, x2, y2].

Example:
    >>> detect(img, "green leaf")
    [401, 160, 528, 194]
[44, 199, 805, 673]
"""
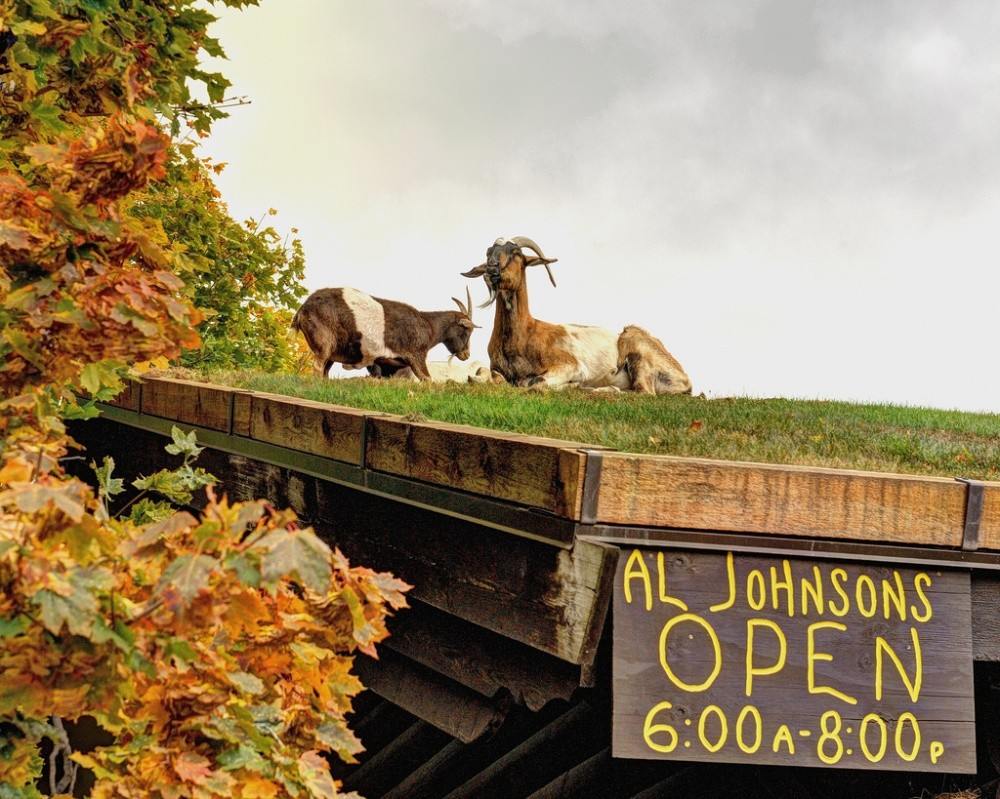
[252, 528, 332, 593]
[217, 744, 267, 773]
[156, 554, 218, 606]
[228, 670, 264, 695]
[92, 455, 125, 499]
[21, 98, 67, 133]
[90, 617, 132, 651]
[33, 568, 109, 637]
[164, 637, 198, 665]
[0, 616, 29, 638]
[316, 720, 364, 762]
[224, 552, 260, 587]
[164, 425, 203, 458]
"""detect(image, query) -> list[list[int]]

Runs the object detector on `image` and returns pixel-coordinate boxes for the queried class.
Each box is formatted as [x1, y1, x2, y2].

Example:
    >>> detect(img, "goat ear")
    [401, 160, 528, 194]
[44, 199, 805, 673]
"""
[461, 263, 488, 278]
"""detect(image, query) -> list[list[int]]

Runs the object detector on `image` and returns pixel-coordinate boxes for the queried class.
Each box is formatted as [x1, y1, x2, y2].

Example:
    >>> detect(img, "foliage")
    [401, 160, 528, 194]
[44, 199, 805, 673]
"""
[1, 1, 408, 796]
[0, 428, 408, 798]
[127, 144, 307, 372]
[206, 371, 1000, 480]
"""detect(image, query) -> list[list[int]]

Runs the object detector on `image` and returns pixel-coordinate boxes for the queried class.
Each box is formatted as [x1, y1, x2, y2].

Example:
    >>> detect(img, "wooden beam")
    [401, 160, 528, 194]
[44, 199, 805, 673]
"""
[365, 416, 591, 518]
[594, 453, 969, 546]
[981, 484, 1000, 551]
[354, 649, 508, 743]
[973, 574, 1000, 661]
[105, 380, 140, 412]
[314, 477, 616, 664]
[385, 600, 582, 711]
[381, 739, 468, 799]
[139, 376, 236, 433]
[442, 701, 604, 799]
[246, 391, 366, 465]
[341, 720, 449, 798]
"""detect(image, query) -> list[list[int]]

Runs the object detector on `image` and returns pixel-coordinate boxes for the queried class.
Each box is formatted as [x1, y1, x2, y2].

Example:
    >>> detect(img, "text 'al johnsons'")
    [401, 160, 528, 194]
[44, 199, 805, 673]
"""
[615, 549, 972, 769]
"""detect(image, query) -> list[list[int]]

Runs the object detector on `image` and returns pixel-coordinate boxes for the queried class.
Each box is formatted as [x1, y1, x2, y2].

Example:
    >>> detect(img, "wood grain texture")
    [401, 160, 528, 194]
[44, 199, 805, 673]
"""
[246, 391, 366, 465]
[978, 483, 1000, 551]
[105, 381, 140, 411]
[612, 548, 976, 772]
[365, 416, 591, 518]
[354, 649, 508, 743]
[972, 574, 1000, 661]
[139, 376, 233, 432]
[596, 454, 968, 546]
[312, 477, 614, 665]
[231, 391, 252, 437]
[385, 600, 582, 711]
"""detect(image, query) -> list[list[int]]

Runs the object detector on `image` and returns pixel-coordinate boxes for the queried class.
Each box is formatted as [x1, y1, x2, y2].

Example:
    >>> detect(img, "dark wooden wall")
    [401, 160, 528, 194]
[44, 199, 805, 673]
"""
[68, 415, 1000, 799]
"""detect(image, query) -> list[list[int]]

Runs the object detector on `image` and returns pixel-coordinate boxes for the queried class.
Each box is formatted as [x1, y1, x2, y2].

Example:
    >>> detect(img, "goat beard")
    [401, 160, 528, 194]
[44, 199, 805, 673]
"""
[479, 286, 498, 309]
[479, 285, 513, 311]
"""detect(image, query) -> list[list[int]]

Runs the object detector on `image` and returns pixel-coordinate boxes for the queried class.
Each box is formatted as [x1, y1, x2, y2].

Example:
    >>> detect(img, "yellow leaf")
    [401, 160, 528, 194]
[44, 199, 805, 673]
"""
[242, 776, 280, 798]
[0, 457, 33, 483]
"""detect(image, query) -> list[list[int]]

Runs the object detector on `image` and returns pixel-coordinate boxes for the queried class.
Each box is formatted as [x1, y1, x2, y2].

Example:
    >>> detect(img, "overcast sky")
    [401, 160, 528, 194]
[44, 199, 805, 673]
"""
[200, 0, 1000, 413]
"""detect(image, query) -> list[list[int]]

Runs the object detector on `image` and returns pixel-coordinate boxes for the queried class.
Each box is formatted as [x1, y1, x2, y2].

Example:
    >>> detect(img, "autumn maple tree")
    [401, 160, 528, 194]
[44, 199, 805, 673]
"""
[0, 2, 406, 797]
[127, 143, 308, 372]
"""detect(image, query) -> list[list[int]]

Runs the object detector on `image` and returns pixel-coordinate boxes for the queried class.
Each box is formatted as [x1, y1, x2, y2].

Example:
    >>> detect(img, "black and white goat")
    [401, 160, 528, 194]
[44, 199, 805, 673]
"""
[292, 287, 478, 380]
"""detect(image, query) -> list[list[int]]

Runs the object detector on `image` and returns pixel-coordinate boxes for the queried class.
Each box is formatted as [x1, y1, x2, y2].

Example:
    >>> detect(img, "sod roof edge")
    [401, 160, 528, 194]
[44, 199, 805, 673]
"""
[108, 376, 1000, 550]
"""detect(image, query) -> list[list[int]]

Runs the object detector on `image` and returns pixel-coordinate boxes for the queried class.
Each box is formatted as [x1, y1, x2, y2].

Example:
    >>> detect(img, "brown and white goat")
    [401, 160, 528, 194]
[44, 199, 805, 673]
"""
[461, 237, 620, 388]
[607, 325, 691, 395]
[291, 287, 478, 380]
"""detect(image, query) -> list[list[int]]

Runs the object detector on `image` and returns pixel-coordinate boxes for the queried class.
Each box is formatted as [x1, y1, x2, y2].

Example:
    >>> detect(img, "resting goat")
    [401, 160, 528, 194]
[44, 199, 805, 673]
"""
[292, 287, 478, 380]
[607, 325, 691, 395]
[461, 237, 620, 388]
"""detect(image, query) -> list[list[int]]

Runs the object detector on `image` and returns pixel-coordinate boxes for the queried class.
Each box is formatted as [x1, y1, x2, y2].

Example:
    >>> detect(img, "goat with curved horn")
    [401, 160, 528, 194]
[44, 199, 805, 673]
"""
[459, 235, 617, 388]
[459, 235, 692, 392]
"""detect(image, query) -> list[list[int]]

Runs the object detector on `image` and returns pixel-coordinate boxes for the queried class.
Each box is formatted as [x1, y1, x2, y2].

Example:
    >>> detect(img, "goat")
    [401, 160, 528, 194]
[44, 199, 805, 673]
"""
[607, 325, 691, 395]
[292, 287, 478, 380]
[461, 237, 620, 389]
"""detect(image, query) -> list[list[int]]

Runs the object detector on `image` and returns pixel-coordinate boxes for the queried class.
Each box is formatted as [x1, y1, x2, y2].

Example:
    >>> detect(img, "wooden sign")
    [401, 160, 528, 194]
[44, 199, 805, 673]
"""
[612, 548, 976, 772]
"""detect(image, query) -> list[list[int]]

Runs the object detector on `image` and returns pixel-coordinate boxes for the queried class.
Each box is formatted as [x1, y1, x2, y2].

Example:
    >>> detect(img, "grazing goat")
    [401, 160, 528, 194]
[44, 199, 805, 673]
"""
[607, 325, 691, 395]
[461, 237, 620, 388]
[292, 287, 478, 380]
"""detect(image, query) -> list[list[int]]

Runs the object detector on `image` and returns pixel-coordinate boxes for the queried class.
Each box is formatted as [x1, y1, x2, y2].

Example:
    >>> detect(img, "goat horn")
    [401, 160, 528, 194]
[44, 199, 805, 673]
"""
[466, 286, 474, 323]
[509, 236, 546, 259]
[543, 263, 557, 288]
[452, 296, 466, 315]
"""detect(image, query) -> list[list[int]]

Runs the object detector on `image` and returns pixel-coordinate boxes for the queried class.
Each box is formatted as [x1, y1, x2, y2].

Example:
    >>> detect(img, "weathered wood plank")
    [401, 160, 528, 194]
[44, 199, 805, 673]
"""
[313, 477, 616, 665]
[232, 391, 252, 437]
[246, 391, 366, 465]
[365, 416, 591, 518]
[104, 380, 140, 412]
[595, 453, 968, 546]
[972, 574, 1000, 661]
[979, 483, 1000, 551]
[443, 701, 605, 799]
[385, 600, 581, 710]
[354, 649, 508, 743]
[139, 376, 234, 432]
[342, 720, 450, 798]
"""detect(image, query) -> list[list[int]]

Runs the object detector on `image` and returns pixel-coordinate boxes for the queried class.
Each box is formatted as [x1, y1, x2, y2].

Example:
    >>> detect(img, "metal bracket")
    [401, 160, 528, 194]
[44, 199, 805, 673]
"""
[579, 450, 604, 525]
[956, 477, 985, 551]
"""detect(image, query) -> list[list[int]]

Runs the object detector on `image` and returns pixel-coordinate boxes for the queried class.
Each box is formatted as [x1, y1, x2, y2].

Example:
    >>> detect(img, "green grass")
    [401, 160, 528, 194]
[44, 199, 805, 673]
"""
[200, 370, 1000, 480]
